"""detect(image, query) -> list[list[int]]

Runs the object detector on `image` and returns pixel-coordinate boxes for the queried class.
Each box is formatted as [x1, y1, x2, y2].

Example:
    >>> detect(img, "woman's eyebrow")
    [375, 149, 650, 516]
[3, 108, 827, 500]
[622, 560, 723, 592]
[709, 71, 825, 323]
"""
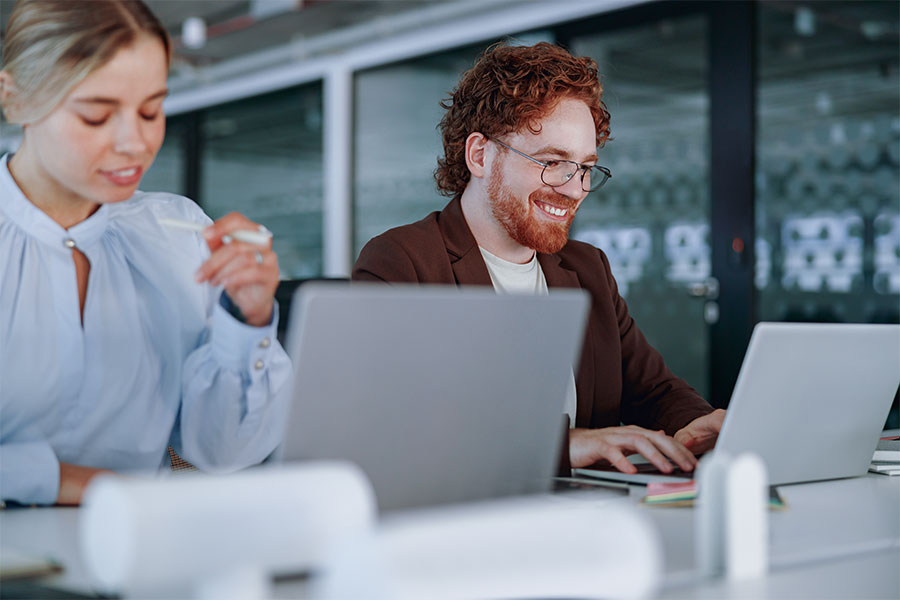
[71, 89, 169, 105]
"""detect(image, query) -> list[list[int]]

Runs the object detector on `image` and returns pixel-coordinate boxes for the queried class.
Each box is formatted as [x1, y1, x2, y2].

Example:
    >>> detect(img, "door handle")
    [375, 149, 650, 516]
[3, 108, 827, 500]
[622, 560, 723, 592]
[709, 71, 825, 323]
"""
[687, 277, 719, 300]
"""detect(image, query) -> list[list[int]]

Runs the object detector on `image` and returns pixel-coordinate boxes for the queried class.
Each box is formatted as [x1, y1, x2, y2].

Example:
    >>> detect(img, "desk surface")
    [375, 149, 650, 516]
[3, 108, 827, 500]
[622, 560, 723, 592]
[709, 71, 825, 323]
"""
[646, 474, 900, 599]
[2, 474, 898, 599]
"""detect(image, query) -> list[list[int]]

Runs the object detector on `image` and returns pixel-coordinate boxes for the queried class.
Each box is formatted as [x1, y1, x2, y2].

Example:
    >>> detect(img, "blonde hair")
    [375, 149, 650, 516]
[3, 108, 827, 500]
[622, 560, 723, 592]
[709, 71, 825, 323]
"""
[1, 0, 171, 124]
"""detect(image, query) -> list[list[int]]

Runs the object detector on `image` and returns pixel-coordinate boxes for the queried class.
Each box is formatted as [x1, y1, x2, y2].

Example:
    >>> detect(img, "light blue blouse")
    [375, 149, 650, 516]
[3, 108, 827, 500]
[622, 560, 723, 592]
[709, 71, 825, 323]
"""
[0, 154, 292, 505]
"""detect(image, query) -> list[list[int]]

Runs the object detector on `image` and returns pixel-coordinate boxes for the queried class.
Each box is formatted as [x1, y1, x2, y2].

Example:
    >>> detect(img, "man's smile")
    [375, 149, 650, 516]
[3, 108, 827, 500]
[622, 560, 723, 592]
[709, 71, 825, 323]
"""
[533, 198, 572, 220]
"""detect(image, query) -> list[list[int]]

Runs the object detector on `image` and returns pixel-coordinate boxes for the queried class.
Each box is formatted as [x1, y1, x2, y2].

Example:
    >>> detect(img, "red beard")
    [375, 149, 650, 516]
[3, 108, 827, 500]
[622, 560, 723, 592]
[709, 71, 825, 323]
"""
[488, 168, 577, 255]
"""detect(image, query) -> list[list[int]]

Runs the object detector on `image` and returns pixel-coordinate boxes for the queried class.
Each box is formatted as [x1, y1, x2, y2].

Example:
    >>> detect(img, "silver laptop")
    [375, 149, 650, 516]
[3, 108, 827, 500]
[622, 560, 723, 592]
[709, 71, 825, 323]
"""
[278, 282, 589, 512]
[577, 322, 900, 486]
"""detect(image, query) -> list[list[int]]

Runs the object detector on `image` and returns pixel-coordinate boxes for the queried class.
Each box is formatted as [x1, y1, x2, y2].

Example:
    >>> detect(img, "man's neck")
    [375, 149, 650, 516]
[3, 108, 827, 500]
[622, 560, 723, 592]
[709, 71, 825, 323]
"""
[460, 187, 535, 265]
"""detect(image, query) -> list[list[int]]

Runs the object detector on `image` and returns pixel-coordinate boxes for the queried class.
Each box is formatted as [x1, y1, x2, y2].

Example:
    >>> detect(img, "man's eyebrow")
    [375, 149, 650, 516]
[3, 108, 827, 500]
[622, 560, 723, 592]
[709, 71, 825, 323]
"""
[533, 145, 598, 163]
[71, 89, 169, 105]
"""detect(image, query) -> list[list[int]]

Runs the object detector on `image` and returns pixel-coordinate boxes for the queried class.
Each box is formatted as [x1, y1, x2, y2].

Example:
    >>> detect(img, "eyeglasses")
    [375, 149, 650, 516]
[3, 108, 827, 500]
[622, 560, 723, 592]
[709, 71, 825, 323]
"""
[489, 138, 612, 192]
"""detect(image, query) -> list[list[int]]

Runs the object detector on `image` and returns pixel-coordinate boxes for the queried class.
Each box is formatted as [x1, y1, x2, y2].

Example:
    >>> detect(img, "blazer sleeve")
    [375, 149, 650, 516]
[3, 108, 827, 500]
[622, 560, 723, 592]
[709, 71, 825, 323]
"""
[598, 250, 714, 434]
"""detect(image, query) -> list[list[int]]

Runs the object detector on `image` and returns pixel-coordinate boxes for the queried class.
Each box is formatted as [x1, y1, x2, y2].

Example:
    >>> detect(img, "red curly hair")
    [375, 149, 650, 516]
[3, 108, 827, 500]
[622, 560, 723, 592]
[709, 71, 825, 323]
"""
[435, 42, 611, 199]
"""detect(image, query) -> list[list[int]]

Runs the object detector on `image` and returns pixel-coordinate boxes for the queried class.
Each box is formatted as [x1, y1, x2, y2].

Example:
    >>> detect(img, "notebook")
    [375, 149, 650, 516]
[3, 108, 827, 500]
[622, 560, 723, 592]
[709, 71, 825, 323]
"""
[277, 282, 589, 512]
[576, 322, 900, 486]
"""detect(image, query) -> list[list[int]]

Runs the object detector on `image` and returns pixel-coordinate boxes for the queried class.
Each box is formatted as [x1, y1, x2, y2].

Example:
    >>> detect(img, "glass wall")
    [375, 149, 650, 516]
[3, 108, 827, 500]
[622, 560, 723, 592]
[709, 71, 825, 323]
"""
[200, 84, 324, 279]
[756, 1, 900, 325]
[570, 15, 711, 398]
[0, 124, 22, 156]
[142, 116, 188, 196]
[352, 44, 488, 256]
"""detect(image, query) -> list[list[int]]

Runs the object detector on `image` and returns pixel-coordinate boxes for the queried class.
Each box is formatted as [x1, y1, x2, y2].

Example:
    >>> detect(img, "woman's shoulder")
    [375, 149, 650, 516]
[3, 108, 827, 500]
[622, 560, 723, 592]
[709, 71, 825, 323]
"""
[108, 190, 211, 227]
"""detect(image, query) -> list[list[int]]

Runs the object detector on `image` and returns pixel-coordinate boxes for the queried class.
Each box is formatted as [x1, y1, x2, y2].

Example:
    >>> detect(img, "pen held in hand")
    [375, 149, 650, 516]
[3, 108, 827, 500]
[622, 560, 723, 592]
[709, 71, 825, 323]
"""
[157, 217, 272, 247]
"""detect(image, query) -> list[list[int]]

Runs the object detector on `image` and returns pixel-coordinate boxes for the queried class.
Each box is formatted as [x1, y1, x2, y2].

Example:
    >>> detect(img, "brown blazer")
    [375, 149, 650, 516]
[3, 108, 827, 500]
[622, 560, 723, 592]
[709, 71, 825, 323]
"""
[353, 197, 714, 469]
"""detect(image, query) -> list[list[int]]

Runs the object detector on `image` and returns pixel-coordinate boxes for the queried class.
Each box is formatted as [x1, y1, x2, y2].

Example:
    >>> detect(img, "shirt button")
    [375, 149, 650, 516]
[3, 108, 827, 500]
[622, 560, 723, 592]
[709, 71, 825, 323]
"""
[63, 238, 76, 249]
[259, 337, 271, 349]
[254, 360, 264, 370]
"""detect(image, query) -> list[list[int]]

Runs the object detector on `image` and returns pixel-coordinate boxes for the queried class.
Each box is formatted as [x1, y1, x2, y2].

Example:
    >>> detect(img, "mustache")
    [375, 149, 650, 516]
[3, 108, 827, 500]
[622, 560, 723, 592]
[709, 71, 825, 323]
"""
[528, 189, 579, 211]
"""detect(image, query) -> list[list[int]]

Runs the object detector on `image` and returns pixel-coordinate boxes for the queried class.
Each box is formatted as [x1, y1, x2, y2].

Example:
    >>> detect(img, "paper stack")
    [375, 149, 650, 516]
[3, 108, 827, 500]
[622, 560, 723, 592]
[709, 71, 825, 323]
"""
[869, 436, 900, 476]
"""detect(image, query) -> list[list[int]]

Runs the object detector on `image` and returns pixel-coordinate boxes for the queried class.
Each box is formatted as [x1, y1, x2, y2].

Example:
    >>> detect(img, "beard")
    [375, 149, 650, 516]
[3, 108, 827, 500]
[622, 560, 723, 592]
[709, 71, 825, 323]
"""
[487, 167, 578, 255]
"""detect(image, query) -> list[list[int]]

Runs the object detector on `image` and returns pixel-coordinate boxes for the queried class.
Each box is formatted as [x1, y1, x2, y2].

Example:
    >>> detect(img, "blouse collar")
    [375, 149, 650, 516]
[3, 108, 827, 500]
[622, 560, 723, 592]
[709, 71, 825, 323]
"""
[0, 153, 111, 252]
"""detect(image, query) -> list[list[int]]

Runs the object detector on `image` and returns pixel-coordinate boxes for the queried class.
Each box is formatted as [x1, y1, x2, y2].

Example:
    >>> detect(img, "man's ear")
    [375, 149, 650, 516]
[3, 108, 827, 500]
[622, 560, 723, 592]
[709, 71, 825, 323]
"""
[464, 132, 490, 180]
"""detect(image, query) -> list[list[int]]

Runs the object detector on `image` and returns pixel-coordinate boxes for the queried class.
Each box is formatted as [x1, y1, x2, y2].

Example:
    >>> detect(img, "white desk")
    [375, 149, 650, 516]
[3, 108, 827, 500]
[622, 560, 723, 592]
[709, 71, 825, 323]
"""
[646, 475, 900, 599]
[2, 474, 898, 599]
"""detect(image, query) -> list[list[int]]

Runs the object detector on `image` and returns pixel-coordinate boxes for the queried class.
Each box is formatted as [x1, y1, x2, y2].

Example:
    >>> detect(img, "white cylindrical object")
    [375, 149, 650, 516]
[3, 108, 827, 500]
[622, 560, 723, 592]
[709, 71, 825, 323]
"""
[315, 496, 662, 600]
[695, 451, 730, 579]
[80, 462, 376, 597]
[725, 453, 769, 581]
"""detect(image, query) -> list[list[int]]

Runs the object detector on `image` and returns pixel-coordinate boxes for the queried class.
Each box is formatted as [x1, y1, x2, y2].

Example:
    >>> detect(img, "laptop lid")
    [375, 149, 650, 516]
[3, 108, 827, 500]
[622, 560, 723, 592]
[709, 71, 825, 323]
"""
[715, 322, 900, 485]
[575, 321, 900, 486]
[279, 282, 590, 512]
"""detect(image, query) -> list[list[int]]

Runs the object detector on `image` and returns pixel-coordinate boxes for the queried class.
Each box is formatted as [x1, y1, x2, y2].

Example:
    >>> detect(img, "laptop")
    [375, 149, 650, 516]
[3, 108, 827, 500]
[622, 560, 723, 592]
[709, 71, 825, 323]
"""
[576, 322, 900, 486]
[278, 282, 589, 512]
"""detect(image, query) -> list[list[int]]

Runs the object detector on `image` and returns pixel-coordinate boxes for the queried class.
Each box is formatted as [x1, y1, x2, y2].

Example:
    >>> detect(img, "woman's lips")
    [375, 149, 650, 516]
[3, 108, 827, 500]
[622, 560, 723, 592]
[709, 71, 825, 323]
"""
[100, 166, 142, 186]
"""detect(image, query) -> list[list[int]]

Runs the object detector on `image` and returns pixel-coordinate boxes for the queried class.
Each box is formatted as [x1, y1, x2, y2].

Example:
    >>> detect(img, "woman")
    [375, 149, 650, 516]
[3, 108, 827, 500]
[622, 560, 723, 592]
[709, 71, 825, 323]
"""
[0, 0, 291, 505]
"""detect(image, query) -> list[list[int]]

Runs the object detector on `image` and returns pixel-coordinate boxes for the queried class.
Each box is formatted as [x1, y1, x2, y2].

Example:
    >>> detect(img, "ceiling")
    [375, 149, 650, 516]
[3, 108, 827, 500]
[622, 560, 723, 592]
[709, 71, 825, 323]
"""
[145, 0, 437, 66]
[0, 1, 448, 67]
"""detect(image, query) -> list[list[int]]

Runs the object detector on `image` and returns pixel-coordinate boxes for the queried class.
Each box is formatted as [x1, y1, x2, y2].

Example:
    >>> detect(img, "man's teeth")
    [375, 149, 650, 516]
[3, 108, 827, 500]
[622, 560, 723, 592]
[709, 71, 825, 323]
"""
[110, 168, 137, 177]
[538, 202, 567, 217]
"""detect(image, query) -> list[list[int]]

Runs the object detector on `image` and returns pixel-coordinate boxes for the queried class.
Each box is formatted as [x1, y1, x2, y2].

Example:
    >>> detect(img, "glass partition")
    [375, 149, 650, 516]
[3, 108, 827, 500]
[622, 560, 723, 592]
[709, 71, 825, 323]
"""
[142, 116, 188, 196]
[352, 44, 490, 256]
[756, 1, 899, 325]
[199, 84, 324, 279]
[570, 15, 711, 398]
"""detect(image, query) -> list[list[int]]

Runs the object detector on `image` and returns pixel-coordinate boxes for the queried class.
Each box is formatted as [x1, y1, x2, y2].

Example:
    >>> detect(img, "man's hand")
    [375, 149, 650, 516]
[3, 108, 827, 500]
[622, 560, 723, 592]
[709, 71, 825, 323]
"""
[569, 426, 699, 473]
[674, 409, 727, 455]
[57, 463, 111, 506]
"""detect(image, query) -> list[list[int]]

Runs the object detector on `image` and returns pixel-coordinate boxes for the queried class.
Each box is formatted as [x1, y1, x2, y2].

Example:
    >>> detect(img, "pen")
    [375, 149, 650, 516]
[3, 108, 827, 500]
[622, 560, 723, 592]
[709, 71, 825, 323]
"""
[157, 217, 272, 247]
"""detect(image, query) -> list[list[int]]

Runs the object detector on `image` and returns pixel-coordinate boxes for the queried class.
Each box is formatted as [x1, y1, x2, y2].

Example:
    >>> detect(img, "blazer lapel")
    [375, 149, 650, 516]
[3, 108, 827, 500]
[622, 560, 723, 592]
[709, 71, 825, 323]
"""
[537, 252, 580, 289]
[538, 250, 596, 427]
[439, 197, 493, 286]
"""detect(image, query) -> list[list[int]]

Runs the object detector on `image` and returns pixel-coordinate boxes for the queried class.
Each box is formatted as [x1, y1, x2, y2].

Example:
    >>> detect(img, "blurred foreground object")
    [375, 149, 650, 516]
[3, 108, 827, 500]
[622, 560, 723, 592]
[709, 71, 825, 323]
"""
[80, 462, 375, 599]
[696, 452, 769, 581]
[314, 496, 662, 600]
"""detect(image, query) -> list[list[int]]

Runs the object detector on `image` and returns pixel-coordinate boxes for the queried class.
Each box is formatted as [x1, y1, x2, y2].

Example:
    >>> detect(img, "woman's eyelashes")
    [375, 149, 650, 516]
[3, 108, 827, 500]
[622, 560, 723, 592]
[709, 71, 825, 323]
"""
[80, 116, 110, 127]
[79, 112, 160, 127]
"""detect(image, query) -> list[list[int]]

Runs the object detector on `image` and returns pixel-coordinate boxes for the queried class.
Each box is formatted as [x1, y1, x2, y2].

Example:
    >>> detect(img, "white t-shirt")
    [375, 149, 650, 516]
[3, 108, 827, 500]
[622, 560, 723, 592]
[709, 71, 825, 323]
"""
[479, 247, 578, 427]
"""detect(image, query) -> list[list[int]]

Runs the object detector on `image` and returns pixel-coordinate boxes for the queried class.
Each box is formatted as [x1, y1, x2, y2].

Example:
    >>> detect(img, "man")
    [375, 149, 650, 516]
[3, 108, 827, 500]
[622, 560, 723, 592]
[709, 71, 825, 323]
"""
[353, 42, 725, 475]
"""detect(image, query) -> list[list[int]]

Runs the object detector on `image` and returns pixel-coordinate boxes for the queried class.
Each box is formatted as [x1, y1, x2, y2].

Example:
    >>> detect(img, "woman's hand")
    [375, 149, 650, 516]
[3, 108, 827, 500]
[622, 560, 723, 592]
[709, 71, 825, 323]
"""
[57, 463, 111, 506]
[195, 212, 279, 327]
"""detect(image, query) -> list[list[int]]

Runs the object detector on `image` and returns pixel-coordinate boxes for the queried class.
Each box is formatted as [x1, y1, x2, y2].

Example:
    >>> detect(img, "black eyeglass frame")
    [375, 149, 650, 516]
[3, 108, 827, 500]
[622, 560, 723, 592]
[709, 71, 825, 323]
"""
[489, 137, 612, 192]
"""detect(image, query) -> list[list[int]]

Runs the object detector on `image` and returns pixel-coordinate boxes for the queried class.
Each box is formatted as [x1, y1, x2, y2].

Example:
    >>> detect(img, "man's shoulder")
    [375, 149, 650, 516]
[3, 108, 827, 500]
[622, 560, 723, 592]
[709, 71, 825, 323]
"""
[557, 237, 611, 269]
[549, 238, 616, 293]
[353, 208, 451, 282]
[367, 209, 444, 251]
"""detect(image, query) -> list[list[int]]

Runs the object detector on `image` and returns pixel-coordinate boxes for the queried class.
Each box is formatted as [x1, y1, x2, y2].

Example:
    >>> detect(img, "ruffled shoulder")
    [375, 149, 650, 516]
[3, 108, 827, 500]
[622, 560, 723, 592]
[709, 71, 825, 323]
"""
[107, 190, 211, 227]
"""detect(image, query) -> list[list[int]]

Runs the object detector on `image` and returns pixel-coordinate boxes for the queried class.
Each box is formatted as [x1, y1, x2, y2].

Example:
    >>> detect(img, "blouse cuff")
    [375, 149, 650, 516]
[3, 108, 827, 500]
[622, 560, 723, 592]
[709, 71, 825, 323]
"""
[0, 440, 60, 505]
[211, 292, 281, 375]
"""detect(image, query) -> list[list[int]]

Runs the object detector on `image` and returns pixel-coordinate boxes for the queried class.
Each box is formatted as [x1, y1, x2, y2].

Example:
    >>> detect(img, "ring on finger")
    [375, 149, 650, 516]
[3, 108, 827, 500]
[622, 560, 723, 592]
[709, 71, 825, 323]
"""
[254, 249, 264, 265]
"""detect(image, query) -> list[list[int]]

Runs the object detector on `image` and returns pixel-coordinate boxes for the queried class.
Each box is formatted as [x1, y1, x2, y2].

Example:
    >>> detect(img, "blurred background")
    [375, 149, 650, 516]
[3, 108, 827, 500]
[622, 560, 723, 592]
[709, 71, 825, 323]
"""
[1, 0, 898, 416]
